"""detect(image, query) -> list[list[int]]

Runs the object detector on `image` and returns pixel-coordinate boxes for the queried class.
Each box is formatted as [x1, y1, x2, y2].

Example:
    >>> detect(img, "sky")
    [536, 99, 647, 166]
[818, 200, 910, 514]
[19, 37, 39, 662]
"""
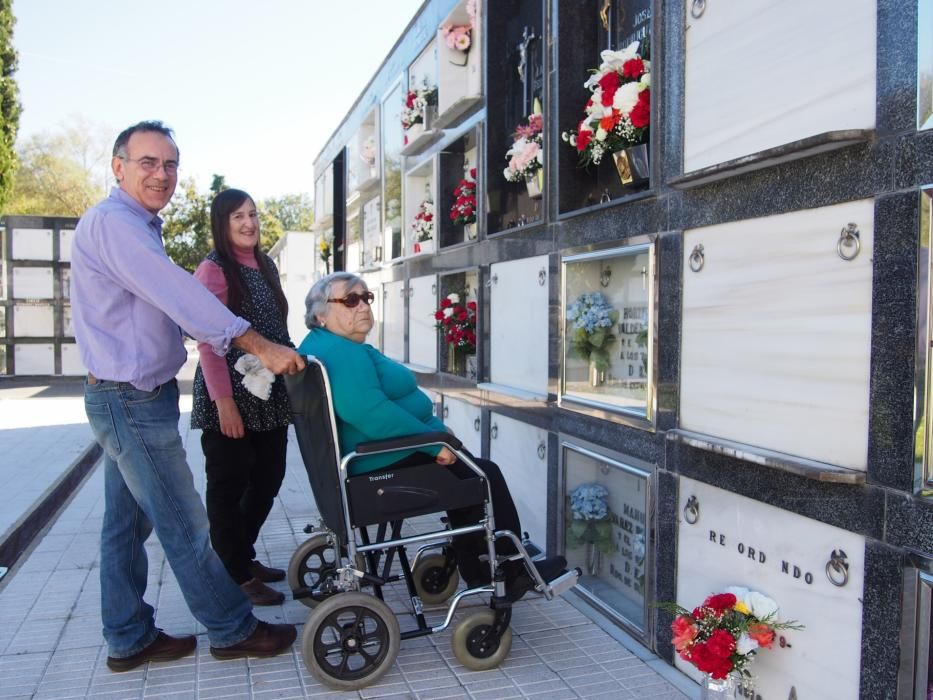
[11, 0, 426, 201]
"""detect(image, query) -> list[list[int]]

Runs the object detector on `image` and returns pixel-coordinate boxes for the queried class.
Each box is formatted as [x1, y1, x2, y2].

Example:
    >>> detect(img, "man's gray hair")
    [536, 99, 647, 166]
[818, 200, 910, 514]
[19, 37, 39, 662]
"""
[304, 272, 368, 329]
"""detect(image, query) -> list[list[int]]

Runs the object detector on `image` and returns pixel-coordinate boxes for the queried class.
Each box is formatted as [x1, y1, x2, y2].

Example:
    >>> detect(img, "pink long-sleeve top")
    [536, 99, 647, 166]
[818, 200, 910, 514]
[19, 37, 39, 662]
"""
[193, 248, 260, 401]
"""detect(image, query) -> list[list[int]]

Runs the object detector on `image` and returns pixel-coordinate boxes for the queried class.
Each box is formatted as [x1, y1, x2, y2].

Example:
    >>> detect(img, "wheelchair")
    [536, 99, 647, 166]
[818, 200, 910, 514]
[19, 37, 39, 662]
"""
[284, 357, 580, 690]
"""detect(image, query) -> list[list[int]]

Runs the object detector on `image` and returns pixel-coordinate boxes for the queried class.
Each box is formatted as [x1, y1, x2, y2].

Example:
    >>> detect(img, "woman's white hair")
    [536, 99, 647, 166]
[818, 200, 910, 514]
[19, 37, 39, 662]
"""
[304, 271, 368, 329]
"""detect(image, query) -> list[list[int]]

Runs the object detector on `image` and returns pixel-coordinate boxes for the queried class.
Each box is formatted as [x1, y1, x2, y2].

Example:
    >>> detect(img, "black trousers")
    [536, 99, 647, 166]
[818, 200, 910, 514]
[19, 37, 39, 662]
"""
[201, 426, 288, 584]
[388, 451, 522, 588]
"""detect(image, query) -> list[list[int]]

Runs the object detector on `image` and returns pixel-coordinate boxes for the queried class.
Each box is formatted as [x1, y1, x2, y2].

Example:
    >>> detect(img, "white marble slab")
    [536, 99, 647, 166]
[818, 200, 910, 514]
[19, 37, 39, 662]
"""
[408, 274, 438, 370]
[676, 478, 864, 698]
[382, 280, 406, 362]
[14, 343, 54, 375]
[58, 229, 75, 262]
[489, 411, 549, 550]
[12, 267, 53, 300]
[490, 255, 549, 396]
[683, 0, 876, 171]
[13, 304, 54, 337]
[680, 199, 874, 471]
[11, 228, 53, 261]
[443, 396, 481, 456]
[60, 343, 85, 376]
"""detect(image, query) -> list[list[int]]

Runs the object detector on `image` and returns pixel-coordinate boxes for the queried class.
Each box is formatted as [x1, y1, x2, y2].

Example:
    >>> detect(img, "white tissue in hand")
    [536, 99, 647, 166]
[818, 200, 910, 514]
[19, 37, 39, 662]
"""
[233, 353, 275, 400]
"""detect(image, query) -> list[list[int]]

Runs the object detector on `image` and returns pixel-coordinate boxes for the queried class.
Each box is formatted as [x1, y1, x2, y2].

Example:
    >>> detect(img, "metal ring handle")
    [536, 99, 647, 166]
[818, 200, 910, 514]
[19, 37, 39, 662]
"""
[537, 442, 546, 460]
[431, 283, 436, 294]
[473, 417, 481, 432]
[484, 274, 498, 288]
[825, 549, 849, 587]
[837, 223, 860, 261]
[691, 0, 707, 18]
[538, 269, 547, 286]
[683, 495, 700, 524]
[490, 424, 498, 440]
[689, 244, 705, 272]
[600, 188, 611, 204]
[443, 405, 449, 418]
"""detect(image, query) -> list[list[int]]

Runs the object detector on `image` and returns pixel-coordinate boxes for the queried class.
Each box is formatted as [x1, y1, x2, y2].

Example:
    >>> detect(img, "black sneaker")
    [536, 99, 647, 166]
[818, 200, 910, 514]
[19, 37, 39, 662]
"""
[505, 555, 568, 602]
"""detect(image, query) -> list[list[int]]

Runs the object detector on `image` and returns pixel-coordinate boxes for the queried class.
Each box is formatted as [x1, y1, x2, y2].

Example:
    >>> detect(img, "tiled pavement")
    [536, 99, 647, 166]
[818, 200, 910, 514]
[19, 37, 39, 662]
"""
[0, 374, 695, 699]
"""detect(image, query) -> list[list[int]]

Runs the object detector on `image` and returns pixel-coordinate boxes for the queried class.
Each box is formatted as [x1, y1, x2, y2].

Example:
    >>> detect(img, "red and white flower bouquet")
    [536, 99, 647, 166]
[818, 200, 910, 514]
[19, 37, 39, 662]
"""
[401, 86, 438, 131]
[411, 199, 434, 253]
[449, 168, 477, 226]
[561, 40, 651, 166]
[661, 588, 801, 682]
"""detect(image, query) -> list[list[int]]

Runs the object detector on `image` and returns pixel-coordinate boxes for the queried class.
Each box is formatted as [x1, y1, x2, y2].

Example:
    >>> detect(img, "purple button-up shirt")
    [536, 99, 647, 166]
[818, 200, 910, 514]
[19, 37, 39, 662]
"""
[70, 187, 250, 391]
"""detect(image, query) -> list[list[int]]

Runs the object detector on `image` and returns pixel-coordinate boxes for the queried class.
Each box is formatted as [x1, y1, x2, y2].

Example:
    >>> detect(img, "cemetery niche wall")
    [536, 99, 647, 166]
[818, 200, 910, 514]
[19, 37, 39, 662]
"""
[309, 1, 927, 695]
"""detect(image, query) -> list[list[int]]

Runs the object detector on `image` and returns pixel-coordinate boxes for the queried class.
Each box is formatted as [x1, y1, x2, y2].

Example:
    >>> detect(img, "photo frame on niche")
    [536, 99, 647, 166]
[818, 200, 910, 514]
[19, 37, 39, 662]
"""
[556, 0, 652, 215]
[485, 0, 545, 234]
[381, 80, 405, 261]
[561, 441, 651, 635]
[560, 243, 655, 420]
[438, 127, 479, 248]
[437, 269, 479, 381]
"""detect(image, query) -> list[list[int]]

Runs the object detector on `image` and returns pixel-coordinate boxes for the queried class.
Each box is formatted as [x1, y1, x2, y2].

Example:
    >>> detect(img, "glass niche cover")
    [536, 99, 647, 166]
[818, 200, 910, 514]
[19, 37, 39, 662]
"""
[561, 245, 654, 416]
[562, 443, 650, 631]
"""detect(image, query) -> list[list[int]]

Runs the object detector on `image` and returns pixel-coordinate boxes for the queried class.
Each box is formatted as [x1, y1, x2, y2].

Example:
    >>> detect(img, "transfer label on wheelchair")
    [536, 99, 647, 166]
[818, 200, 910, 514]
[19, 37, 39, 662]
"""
[412, 596, 424, 615]
[368, 472, 395, 481]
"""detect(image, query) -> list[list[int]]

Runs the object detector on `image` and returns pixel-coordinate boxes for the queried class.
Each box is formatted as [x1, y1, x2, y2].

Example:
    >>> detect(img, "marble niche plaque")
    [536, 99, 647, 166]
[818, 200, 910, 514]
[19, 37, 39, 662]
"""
[59, 229, 75, 262]
[676, 477, 865, 697]
[683, 0, 875, 172]
[442, 395, 481, 456]
[382, 280, 406, 362]
[14, 343, 54, 375]
[12, 267, 54, 300]
[11, 228, 53, 261]
[489, 411, 549, 549]
[680, 199, 874, 471]
[488, 254, 549, 397]
[407, 274, 438, 371]
[13, 304, 54, 337]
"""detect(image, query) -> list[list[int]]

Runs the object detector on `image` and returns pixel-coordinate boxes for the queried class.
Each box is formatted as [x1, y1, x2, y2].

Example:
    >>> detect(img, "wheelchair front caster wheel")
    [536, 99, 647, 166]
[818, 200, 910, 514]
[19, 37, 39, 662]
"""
[451, 609, 512, 671]
[288, 533, 339, 608]
[302, 592, 400, 691]
[413, 553, 460, 605]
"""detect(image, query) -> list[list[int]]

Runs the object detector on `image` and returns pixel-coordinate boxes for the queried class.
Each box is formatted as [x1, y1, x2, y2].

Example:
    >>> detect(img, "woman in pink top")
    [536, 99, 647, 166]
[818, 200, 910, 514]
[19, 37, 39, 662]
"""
[191, 189, 293, 606]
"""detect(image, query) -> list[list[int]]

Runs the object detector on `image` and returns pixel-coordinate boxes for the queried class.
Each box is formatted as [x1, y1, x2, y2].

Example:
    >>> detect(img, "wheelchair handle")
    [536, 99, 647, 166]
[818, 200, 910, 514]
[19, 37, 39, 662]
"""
[355, 431, 464, 455]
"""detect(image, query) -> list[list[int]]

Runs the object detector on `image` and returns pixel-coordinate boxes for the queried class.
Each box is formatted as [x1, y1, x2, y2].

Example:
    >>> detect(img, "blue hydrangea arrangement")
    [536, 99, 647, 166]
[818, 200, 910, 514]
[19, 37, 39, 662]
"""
[566, 292, 619, 371]
[567, 482, 614, 554]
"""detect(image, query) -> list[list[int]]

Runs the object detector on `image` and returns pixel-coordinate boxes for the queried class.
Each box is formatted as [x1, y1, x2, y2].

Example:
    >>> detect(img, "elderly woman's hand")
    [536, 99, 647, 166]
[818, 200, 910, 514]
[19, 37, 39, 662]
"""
[435, 447, 457, 465]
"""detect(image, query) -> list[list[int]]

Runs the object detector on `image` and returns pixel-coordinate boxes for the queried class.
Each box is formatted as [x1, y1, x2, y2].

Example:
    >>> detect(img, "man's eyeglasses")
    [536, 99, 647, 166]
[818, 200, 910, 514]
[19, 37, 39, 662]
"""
[327, 291, 375, 308]
[118, 156, 179, 175]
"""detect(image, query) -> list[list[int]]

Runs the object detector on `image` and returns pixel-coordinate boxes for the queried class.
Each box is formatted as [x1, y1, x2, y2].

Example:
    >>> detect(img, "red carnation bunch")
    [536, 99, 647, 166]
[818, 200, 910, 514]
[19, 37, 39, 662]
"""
[661, 589, 801, 682]
[449, 168, 477, 226]
[433, 292, 476, 354]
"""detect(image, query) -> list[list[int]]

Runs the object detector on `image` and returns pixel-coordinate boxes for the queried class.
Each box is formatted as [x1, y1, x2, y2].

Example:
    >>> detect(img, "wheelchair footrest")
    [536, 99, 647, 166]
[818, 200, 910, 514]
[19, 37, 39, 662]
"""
[546, 568, 581, 598]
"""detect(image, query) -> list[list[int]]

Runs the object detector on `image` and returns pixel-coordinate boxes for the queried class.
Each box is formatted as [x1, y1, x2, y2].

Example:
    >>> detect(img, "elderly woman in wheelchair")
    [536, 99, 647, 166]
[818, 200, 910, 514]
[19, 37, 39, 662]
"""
[284, 271, 579, 690]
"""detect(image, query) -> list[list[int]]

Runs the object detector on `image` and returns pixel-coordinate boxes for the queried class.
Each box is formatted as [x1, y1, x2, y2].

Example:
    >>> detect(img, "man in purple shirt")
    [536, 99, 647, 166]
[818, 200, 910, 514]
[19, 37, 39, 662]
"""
[71, 121, 302, 671]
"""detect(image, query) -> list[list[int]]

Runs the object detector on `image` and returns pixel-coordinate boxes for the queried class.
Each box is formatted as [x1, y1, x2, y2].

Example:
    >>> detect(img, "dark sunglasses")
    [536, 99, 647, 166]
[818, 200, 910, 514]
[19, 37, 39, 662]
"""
[327, 291, 375, 308]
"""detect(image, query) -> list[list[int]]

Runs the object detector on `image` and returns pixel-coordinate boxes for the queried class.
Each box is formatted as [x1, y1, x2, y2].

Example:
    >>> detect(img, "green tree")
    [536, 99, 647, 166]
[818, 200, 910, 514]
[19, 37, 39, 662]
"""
[6, 120, 111, 216]
[0, 0, 22, 212]
[259, 192, 313, 251]
[161, 177, 212, 272]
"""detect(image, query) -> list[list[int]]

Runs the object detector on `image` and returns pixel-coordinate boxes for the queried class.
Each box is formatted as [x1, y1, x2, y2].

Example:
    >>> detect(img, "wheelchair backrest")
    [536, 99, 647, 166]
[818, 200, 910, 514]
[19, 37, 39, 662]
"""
[284, 357, 348, 544]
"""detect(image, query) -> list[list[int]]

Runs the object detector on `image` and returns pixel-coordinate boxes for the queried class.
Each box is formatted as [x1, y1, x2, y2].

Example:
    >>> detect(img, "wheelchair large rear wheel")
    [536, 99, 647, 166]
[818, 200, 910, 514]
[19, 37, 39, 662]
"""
[301, 592, 400, 691]
[288, 533, 339, 608]
[451, 609, 512, 671]
[412, 553, 460, 605]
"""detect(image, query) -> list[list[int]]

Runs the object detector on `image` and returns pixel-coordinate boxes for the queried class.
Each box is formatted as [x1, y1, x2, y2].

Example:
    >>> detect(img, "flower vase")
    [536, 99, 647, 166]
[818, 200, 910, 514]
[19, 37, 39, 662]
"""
[611, 144, 649, 186]
[524, 171, 543, 199]
[406, 122, 425, 144]
[700, 674, 736, 700]
[464, 221, 477, 241]
[449, 49, 468, 66]
[414, 239, 434, 255]
[447, 347, 464, 375]
[465, 354, 477, 381]
[589, 361, 606, 387]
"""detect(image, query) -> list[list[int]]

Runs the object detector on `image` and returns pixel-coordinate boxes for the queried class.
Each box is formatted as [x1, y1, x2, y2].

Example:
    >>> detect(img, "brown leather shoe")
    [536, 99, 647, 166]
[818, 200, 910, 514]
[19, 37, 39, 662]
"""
[106, 630, 197, 672]
[240, 577, 285, 606]
[249, 559, 286, 583]
[210, 620, 297, 660]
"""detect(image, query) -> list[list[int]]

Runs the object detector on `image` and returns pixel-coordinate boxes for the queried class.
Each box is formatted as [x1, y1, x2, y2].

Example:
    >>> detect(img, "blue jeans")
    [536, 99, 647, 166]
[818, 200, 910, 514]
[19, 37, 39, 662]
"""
[84, 378, 257, 658]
